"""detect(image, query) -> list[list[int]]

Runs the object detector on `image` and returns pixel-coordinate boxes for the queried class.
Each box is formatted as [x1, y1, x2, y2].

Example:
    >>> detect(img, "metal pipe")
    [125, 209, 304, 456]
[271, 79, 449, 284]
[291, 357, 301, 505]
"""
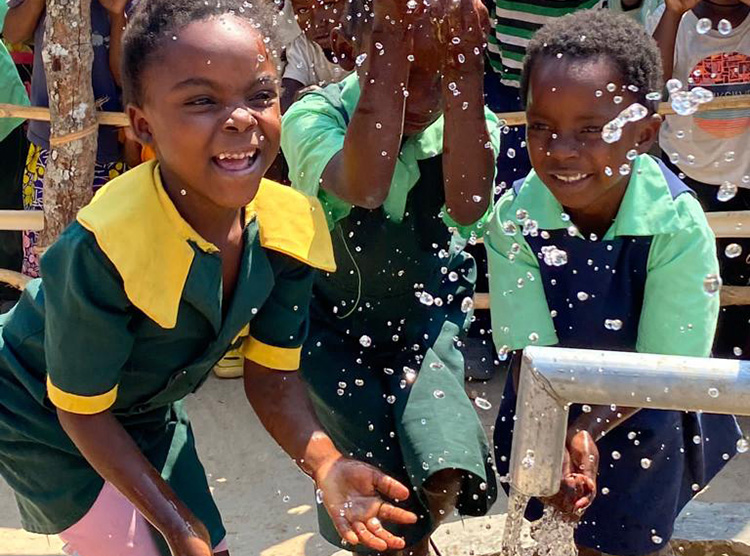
[509, 346, 750, 498]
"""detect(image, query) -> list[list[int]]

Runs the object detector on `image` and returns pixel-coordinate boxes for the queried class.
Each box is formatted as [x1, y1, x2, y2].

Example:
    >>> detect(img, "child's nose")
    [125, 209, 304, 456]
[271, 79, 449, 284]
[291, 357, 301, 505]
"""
[548, 134, 580, 160]
[223, 107, 257, 133]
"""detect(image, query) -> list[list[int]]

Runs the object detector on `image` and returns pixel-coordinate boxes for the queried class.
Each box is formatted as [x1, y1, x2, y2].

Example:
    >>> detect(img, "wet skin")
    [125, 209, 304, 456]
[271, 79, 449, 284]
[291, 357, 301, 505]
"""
[525, 55, 660, 237]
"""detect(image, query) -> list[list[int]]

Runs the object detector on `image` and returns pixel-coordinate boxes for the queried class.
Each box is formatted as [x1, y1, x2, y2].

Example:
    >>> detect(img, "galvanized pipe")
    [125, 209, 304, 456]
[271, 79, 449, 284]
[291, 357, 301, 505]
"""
[509, 346, 750, 497]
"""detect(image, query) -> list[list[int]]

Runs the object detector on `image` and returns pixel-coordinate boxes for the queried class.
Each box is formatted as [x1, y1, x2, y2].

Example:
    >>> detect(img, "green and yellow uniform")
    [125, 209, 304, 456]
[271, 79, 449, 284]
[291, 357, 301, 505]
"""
[0, 160, 334, 548]
[281, 74, 500, 551]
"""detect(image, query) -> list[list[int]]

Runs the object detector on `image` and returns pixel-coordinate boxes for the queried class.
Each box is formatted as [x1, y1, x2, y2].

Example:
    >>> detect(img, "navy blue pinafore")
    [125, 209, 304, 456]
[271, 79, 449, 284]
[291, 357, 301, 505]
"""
[494, 162, 741, 555]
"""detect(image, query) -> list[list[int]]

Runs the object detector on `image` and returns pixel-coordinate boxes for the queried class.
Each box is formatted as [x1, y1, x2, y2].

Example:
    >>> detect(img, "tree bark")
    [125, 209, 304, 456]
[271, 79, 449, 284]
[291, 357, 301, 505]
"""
[39, 0, 97, 248]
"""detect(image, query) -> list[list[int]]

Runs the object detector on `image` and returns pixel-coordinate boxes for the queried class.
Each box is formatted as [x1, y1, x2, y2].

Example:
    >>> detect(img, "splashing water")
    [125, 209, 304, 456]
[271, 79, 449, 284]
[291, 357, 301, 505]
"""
[500, 489, 577, 556]
[696, 17, 712, 34]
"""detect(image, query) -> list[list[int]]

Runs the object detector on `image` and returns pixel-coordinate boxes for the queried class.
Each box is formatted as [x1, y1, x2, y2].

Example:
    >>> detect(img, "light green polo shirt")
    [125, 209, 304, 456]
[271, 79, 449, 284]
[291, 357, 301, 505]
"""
[485, 154, 720, 356]
[281, 72, 501, 236]
[0, 2, 30, 142]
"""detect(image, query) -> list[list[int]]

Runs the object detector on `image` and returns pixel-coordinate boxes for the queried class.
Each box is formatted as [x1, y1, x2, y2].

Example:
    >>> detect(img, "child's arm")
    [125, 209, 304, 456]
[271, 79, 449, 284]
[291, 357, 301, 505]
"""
[318, 0, 415, 209]
[2, 0, 45, 44]
[281, 78, 306, 113]
[244, 363, 418, 552]
[58, 409, 214, 556]
[99, 0, 130, 87]
[440, 0, 496, 226]
[651, 0, 699, 79]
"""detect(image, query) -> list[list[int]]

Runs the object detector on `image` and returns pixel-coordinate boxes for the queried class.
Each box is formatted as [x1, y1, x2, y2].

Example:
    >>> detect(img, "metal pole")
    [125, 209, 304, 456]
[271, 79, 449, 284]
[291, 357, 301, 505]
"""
[509, 346, 750, 497]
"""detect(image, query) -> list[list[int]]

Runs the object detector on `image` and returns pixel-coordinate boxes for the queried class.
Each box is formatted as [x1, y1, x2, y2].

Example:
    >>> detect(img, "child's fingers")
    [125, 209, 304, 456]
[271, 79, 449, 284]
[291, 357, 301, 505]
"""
[378, 503, 419, 524]
[351, 520, 388, 551]
[331, 514, 360, 547]
[373, 469, 411, 502]
[365, 517, 407, 550]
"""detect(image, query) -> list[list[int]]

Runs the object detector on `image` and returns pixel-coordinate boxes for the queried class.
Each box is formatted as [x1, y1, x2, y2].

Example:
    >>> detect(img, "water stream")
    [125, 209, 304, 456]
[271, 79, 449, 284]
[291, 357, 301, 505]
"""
[500, 488, 578, 556]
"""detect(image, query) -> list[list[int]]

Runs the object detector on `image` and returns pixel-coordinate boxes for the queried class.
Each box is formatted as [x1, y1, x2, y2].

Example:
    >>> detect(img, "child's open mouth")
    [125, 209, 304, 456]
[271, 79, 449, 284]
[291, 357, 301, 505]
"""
[212, 149, 260, 173]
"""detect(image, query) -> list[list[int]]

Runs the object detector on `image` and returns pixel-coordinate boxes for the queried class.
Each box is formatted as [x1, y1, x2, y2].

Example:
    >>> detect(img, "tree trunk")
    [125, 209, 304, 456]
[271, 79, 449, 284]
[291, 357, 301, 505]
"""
[39, 0, 97, 248]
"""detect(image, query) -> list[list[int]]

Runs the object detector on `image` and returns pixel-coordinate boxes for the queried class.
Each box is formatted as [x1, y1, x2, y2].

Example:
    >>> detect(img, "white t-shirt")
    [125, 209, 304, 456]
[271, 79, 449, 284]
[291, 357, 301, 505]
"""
[654, 9, 750, 187]
[282, 35, 350, 88]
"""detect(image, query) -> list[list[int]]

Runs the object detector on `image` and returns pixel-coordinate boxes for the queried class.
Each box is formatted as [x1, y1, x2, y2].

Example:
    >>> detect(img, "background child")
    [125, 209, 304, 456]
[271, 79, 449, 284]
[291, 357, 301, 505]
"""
[0, 0, 420, 553]
[2, 0, 134, 278]
[282, 0, 500, 553]
[647, 0, 750, 361]
[280, 0, 350, 112]
[486, 11, 741, 556]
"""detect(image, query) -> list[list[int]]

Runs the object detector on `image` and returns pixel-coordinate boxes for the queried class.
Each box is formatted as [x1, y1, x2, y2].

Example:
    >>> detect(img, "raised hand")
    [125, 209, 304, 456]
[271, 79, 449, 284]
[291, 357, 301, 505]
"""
[314, 456, 419, 552]
[663, 0, 701, 15]
[542, 430, 598, 518]
[438, 0, 489, 74]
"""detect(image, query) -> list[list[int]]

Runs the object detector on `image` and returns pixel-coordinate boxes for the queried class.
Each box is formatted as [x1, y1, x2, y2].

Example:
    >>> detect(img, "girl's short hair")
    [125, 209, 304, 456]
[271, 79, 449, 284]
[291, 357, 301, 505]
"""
[520, 10, 663, 111]
[122, 0, 282, 106]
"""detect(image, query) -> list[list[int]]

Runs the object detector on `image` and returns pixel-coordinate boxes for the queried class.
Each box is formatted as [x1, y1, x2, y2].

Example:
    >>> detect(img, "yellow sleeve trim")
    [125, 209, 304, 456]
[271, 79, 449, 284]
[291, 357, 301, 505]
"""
[240, 336, 301, 371]
[46, 376, 118, 415]
[248, 180, 336, 273]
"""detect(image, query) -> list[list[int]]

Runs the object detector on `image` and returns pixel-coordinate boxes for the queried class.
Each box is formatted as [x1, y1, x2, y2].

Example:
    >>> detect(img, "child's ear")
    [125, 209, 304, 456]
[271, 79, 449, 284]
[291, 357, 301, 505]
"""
[635, 113, 662, 154]
[127, 105, 153, 146]
[331, 28, 356, 72]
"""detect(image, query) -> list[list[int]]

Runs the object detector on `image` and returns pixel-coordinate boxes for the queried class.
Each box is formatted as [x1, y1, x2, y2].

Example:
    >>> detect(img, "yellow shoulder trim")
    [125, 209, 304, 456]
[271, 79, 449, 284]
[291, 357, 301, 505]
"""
[240, 336, 300, 371]
[248, 180, 336, 273]
[76, 161, 216, 329]
[47, 376, 118, 415]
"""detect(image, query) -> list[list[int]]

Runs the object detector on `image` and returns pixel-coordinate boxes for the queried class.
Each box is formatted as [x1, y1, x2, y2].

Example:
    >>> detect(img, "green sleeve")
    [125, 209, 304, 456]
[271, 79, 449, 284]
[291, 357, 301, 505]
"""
[637, 198, 720, 357]
[441, 107, 502, 238]
[485, 192, 558, 352]
[41, 225, 134, 415]
[241, 253, 315, 371]
[280, 91, 352, 229]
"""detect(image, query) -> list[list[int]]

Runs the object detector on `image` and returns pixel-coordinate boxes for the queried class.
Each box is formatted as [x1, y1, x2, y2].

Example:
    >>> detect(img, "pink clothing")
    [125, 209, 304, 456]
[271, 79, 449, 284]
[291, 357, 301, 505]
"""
[59, 482, 228, 555]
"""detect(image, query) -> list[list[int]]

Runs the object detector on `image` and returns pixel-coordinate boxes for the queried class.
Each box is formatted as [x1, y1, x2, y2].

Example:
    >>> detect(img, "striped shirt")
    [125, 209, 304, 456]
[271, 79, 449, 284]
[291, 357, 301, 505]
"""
[487, 0, 605, 87]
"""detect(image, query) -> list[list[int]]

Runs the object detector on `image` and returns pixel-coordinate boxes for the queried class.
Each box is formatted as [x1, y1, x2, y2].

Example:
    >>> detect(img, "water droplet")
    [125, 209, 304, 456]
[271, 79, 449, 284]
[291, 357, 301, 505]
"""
[502, 220, 518, 236]
[601, 120, 623, 143]
[448, 271, 459, 282]
[604, 318, 623, 331]
[577, 291, 589, 301]
[717, 182, 738, 202]
[419, 292, 435, 306]
[641, 458, 652, 469]
[708, 387, 720, 398]
[507, 148, 516, 159]
[404, 367, 417, 383]
[736, 438, 749, 453]
[474, 397, 492, 410]
[666, 79, 683, 94]
[386, 395, 396, 404]
[626, 149, 638, 161]
[282, 495, 290, 502]
[582, 404, 592, 413]
[359, 335, 372, 347]
[696, 17, 712, 34]
[718, 18, 732, 35]
[652, 535, 663, 544]
[529, 332, 539, 343]
[355, 53, 368, 66]
[703, 273, 722, 295]
[433, 389, 445, 399]
[461, 297, 474, 313]
[406, 0, 418, 8]
[315, 488, 324, 504]
[606, 82, 617, 92]
[472, 195, 482, 202]
[734, 346, 743, 357]
[611, 450, 621, 460]
[725, 243, 742, 259]
[725, 151, 736, 162]
[693, 435, 702, 445]
[521, 449, 535, 469]
[516, 208, 529, 221]
[619, 163, 631, 176]
[541, 245, 568, 267]
[602, 487, 610, 495]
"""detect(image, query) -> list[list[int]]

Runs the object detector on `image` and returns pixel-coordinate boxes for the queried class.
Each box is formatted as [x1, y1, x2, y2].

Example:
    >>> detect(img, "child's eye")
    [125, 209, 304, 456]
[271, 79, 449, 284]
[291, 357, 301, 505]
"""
[186, 97, 216, 107]
[528, 122, 551, 132]
[581, 126, 603, 133]
[250, 90, 278, 106]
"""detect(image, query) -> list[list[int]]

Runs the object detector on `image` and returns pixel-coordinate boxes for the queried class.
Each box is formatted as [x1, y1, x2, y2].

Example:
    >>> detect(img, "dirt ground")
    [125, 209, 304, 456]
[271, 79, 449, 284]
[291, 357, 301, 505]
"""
[2, 360, 750, 556]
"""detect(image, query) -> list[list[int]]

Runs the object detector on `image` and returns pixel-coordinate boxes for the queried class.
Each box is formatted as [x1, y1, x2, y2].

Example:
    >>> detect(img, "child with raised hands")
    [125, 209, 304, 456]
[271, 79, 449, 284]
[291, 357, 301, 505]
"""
[281, 0, 501, 553]
[486, 11, 741, 556]
[0, 0, 420, 553]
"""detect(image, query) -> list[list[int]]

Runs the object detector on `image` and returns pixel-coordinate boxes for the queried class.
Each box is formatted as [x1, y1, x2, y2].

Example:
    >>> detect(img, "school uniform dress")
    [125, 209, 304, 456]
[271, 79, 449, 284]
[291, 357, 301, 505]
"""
[0, 160, 335, 549]
[281, 73, 500, 550]
[486, 155, 741, 555]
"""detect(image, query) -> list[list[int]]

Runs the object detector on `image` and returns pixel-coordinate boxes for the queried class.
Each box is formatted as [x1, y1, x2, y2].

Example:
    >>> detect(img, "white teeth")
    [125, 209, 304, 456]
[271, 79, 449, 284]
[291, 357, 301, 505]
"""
[554, 173, 587, 183]
[217, 150, 257, 160]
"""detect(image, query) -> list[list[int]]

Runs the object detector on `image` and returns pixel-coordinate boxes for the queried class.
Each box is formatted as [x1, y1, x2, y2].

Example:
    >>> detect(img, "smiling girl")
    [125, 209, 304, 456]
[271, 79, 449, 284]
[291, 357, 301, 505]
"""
[0, 0, 421, 554]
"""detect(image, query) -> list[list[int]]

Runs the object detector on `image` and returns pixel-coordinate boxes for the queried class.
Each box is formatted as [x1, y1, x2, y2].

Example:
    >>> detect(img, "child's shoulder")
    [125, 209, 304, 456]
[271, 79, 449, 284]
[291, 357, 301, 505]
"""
[249, 179, 336, 273]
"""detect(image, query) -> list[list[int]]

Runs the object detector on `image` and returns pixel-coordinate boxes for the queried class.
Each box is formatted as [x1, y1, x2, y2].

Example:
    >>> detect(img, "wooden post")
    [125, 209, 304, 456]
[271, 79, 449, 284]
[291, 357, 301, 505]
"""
[39, 0, 98, 248]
